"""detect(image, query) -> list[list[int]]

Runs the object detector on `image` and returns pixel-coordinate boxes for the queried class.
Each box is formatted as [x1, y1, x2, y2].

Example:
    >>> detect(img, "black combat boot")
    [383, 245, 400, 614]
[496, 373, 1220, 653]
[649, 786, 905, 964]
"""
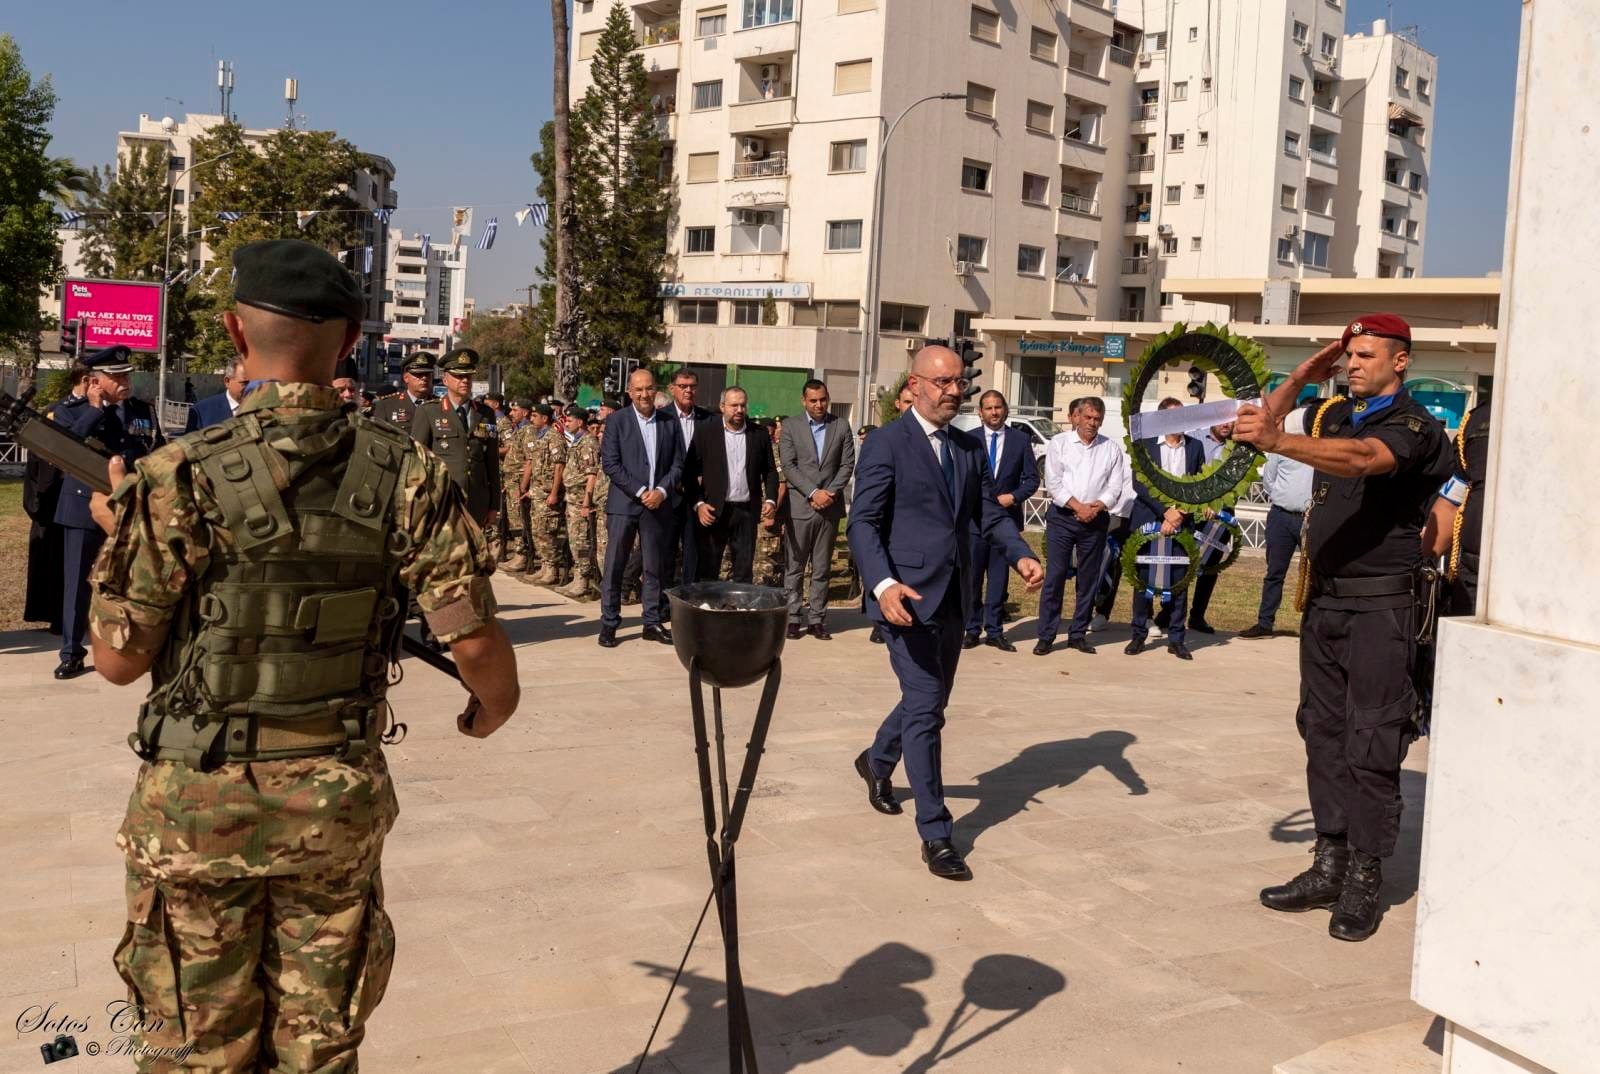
[1328, 851, 1384, 942]
[1259, 835, 1350, 913]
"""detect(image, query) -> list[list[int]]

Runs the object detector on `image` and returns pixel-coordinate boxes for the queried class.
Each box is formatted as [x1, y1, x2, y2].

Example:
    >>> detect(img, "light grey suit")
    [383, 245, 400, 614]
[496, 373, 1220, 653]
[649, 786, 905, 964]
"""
[778, 412, 856, 626]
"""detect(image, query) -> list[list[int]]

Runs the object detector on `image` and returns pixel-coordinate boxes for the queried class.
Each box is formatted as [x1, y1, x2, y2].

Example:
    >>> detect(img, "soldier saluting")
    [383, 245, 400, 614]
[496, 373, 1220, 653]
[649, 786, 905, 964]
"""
[84, 239, 520, 1070]
[1234, 313, 1452, 943]
[409, 347, 501, 529]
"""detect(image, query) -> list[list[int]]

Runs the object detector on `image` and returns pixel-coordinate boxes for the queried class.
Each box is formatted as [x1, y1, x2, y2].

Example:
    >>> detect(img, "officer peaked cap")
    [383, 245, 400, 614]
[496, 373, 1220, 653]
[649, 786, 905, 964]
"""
[84, 345, 134, 375]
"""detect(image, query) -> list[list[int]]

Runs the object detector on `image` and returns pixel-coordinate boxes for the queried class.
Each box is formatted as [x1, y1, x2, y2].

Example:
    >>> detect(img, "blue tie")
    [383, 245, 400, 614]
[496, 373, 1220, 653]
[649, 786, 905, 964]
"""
[934, 429, 956, 500]
[988, 429, 1000, 475]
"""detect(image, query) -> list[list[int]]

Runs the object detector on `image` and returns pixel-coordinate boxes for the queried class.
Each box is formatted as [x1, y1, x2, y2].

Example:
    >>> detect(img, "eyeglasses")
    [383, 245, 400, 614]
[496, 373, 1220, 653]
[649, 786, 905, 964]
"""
[918, 375, 971, 394]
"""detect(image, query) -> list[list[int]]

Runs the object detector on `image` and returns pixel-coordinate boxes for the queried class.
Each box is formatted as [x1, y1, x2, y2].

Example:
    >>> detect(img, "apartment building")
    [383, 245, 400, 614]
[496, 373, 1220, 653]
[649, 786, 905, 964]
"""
[1121, 7, 1437, 324]
[381, 232, 470, 365]
[570, 0, 1143, 421]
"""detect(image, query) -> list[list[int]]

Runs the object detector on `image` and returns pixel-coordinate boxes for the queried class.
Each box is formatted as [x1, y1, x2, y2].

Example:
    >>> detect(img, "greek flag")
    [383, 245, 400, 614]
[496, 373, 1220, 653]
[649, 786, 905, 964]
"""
[419, 233, 431, 260]
[57, 210, 86, 228]
[217, 211, 242, 222]
[1194, 514, 1235, 567]
[296, 210, 319, 230]
[515, 203, 549, 227]
[374, 207, 395, 224]
[475, 217, 498, 251]
[363, 246, 374, 273]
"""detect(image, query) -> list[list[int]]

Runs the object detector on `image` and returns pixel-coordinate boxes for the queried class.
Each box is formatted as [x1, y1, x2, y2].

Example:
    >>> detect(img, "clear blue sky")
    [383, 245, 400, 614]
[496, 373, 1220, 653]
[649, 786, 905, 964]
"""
[11, 0, 1519, 308]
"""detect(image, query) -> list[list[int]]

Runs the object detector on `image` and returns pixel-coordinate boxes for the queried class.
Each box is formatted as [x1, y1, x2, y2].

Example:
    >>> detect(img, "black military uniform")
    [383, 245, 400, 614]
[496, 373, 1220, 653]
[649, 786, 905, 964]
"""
[375, 352, 435, 431]
[22, 386, 88, 631]
[410, 348, 500, 525]
[1442, 403, 1490, 616]
[1260, 313, 1453, 943]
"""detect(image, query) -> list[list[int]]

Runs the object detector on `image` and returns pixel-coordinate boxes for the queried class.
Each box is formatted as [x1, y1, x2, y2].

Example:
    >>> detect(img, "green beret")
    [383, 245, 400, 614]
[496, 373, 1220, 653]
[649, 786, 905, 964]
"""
[511, 397, 534, 410]
[534, 403, 554, 418]
[402, 352, 436, 375]
[564, 403, 590, 421]
[438, 347, 480, 376]
[233, 239, 363, 324]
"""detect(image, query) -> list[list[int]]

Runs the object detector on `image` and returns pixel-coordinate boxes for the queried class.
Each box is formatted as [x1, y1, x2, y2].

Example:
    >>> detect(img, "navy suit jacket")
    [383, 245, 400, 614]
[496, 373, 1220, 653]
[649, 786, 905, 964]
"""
[601, 405, 685, 518]
[1130, 435, 1205, 529]
[972, 424, 1040, 528]
[184, 391, 236, 432]
[848, 413, 1035, 626]
[53, 398, 165, 530]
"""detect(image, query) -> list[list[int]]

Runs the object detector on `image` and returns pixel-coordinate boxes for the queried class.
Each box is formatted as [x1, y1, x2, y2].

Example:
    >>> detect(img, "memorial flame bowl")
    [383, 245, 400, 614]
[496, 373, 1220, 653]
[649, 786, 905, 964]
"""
[667, 582, 788, 689]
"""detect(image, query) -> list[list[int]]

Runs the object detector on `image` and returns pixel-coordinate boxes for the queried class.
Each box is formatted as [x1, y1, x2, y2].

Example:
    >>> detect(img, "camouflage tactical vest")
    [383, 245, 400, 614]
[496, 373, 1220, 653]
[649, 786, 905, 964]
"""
[132, 410, 414, 769]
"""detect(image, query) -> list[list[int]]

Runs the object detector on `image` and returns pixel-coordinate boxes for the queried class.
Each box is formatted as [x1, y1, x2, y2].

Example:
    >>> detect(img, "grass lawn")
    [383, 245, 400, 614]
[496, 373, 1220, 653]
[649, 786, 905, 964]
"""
[0, 478, 34, 632]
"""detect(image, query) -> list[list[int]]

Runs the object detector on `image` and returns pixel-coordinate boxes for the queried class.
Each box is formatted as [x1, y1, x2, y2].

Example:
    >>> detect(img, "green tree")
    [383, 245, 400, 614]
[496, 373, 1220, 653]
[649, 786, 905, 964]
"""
[459, 313, 548, 394]
[0, 35, 64, 385]
[80, 143, 176, 283]
[877, 372, 911, 425]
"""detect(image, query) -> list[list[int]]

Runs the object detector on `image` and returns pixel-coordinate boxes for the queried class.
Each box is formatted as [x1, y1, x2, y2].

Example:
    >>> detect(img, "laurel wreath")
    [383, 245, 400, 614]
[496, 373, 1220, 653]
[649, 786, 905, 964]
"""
[1122, 322, 1270, 512]
[1120, 524, 1201, 595]
[1196, 513, 1244, 577]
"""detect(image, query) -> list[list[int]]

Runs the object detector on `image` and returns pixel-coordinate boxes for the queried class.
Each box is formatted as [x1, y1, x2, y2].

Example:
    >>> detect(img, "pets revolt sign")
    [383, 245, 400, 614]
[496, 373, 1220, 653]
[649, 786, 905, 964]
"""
[60, 278, 163, 352]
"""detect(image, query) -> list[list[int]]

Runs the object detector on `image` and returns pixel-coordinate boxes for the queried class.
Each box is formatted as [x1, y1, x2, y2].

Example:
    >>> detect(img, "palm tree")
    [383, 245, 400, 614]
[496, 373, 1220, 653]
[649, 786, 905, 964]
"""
[550, 0, 581, 401]
[47, 157, 96, 208]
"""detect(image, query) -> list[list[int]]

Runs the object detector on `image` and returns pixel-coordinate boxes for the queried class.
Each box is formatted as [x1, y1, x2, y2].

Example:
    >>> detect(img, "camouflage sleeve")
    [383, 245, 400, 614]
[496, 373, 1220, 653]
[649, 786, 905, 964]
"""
[88, 446, 210, 654]
[549, 433, 569, 465]
[398, 446, 498, 643]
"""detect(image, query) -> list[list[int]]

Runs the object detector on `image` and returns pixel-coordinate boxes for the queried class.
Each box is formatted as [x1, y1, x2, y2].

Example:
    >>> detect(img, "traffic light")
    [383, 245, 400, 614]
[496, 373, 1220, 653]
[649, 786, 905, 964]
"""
[59, 318, 81, 358]
[1186, 364, 1207, 403]
[959, 340, 984, 401]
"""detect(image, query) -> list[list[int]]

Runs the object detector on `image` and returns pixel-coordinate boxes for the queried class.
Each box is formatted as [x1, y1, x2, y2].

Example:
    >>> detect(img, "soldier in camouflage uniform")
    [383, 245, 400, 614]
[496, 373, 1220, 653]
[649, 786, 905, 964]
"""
[522, 404, 567, 585]
[83, 240, 520, 1073]
[498, 399, 532, 571]
[588, 415, 611, 578]
[558, 405, 601, 598]
[754, 418, 788, 587]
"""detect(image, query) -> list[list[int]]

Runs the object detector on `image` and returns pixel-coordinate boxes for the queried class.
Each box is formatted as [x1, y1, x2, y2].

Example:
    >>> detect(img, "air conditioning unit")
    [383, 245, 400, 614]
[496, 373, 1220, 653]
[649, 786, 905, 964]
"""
[1157, 223, 1173, 235]
[759, 64, 781, 82]
[1326, 58, 1339, 74]
[1283, 224, 1300, 238]
[1136, 52, 1151, 65]
[1298, 43, 1311, 55]
[954, 260, 974, 277]
[740, 136, 766, 160]
[904, 337, 921, 351]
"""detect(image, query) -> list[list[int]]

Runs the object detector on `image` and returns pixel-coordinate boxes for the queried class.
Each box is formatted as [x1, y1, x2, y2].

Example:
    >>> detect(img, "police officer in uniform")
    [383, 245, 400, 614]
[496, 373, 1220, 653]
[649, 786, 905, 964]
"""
[52, 345, 165, 679]
[1425, 402, 1490, 617]
[85, 238, 520, 1071]
[375, 352, 436, 430]
[410, 348, 500, 527]
[1234, 313, 1452, 942]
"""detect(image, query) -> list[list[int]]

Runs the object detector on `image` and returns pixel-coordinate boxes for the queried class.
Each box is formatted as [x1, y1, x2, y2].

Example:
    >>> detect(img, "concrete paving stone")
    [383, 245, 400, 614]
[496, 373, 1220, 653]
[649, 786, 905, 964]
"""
[1053, 996, 1319, 1074]
[1090, 899, 1313, 961]
[362, 1027, 535, 1073]
[0, 865, 72, 913]
[0, 898, 126, 948]
[1139, 796, 1291, 836]
[0, 941, 76, 997]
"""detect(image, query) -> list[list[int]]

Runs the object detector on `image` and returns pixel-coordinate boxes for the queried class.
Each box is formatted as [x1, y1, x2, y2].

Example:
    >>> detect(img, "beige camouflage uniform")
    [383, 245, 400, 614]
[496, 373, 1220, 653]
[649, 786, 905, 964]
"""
[560, 429, 601, 595]
[90, 383, 496, 1073]
[754, 436, 787, 587]
[524, 427, 567, 582]
[500, 418, 531, 566]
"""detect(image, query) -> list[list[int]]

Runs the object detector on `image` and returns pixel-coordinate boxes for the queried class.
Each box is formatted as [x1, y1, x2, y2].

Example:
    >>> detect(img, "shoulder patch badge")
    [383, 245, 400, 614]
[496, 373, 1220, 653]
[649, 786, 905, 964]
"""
[1406, 417, 1422, 432]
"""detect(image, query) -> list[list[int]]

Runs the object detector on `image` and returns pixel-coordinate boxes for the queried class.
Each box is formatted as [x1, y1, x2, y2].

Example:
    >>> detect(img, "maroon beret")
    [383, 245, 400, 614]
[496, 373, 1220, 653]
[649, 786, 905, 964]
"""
[1341, 313, 1412, 351]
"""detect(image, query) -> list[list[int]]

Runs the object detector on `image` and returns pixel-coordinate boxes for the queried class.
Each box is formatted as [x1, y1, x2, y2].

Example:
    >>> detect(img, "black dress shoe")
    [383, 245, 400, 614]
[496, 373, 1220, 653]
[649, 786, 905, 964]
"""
[1169, 642, 1193, 660]
[786, 623, 804, 640]
[642, 625, 673, 645]
[961, 633, 980, 650]
[597, 629, 619, 648]
[984, 635, 1016, 653]
[809, 623, 832, 641]
[1261, 835, 1350, 913]
[1032, 639, 1052, 656]
[1066, 637, 1096, 655]
[921, 839, 972, 880]
[1238, 623, 1274, 640]
[1189, 617, 1216, 635]
[1124, 637, 1146, 655]
[53, 657, 85, 680]
[869, 626, 885, 644]
[854, 750, 903, 816]
[1329, 852, 1384, 942]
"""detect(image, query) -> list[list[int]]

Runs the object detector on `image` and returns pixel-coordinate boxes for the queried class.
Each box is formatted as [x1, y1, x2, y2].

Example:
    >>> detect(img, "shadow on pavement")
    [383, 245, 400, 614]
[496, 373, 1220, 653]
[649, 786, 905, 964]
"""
[945, 731, 1148, 855]
[618, 945, 1065, 1073]
[0, 628, 62, 656]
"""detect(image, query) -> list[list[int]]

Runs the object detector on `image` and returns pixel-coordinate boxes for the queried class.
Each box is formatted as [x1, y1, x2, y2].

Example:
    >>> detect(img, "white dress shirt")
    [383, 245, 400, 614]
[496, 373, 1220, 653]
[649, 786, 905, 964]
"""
[633, 405, 663, 496]
[1159, 437, 1188, 477]
[982, 424, 1005, 477]
[1200, 429, 1227, 463]
[1044, 431, 1126, 510]
[674, 405, 698, 450]
[723, 424, 750, 503]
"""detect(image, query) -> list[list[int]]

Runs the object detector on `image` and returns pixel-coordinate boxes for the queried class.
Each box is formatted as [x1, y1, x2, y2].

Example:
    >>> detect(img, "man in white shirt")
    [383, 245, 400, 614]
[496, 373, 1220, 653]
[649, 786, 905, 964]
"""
[1240, 405, 1315, 638]
[1034, 397, 1127, 655]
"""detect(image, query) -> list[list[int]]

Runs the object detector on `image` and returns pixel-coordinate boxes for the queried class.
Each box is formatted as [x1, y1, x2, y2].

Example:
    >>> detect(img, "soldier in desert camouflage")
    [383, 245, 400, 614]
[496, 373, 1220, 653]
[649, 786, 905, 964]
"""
[85, 239, 520, 1073]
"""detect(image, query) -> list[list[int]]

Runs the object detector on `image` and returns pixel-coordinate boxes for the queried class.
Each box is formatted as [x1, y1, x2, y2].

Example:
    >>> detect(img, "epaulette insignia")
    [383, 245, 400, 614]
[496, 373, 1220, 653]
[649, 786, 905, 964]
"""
[1406, 417, 1422, 432]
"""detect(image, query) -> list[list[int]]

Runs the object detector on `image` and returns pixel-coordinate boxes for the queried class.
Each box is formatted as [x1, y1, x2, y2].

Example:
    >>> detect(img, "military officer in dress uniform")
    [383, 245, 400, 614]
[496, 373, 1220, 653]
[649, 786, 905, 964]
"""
[375, 352, 436, 431]
[1425, 402, 1491, 617]
[84, 238, 519, 1072]
[1235, 313, 1453, 943]
[410, 348, 501, 527]
[51, 345, 165, 679]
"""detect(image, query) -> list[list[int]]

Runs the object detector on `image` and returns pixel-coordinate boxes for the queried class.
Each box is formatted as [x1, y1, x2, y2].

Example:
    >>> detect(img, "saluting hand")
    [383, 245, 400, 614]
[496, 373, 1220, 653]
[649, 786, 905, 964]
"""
[878, 582, 922, 627]
[1296, 339, 1345, 386]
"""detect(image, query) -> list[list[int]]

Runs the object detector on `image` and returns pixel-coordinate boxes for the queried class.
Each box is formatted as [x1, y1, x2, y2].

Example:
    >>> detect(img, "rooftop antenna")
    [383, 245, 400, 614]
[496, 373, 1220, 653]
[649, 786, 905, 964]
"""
[218, 61, 235, 122]
[284, 77, 299, 130]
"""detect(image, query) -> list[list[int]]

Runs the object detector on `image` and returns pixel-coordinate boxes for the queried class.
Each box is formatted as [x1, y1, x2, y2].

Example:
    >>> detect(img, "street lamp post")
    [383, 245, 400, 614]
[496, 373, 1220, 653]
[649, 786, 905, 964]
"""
[158, 150, 234, 422]
[854, 92, 965, 428]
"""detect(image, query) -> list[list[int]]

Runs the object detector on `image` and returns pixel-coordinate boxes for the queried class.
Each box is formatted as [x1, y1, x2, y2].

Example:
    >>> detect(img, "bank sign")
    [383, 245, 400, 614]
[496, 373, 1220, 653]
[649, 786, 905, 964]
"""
[659, 281, 813, 300]
[1017, 334, 1127, 359]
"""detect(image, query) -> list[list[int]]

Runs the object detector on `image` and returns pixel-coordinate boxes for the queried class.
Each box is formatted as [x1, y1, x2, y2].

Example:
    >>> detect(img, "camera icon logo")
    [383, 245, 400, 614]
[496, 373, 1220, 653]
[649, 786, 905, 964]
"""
[40, 1033, 79, 1064]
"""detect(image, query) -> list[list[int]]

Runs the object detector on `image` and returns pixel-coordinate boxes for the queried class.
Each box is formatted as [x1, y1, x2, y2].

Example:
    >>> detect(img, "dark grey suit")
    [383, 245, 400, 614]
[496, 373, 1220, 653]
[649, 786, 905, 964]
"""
[778, 412, 856, 626]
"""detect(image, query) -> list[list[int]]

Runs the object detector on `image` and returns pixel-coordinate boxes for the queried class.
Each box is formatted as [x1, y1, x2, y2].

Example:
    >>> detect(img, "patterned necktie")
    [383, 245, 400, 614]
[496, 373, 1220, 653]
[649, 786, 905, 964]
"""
[988, 429, 1000, 476]
[934, 429, 955, 499]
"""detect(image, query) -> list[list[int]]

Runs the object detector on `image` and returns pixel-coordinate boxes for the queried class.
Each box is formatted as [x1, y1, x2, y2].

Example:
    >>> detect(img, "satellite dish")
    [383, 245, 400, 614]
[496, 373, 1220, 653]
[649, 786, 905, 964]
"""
[160, 116, 177, 133]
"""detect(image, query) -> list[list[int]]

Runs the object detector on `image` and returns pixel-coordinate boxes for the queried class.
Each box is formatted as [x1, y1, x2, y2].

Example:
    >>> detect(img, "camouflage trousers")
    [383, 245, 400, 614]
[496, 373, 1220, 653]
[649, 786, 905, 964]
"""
[113, 863, 392, 1073]
[530, 492, 561, 566]
[565, 503, 598, 580]
[499, 486, 527, 554]
[754, 519, 786, 588]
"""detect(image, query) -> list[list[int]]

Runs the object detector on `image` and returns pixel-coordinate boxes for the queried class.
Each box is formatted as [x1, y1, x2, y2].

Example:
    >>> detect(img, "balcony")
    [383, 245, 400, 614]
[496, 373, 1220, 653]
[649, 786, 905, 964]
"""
[1128, 152, 1155, 172]
[1056, 206, 1101, 242]
[1124, 203, 1152, 225]
[1069, 0, 1114, 38]
[1133, 102, 1159, 126]
[1379, 229, 1408, 255]
[1060, 192, 1100, 217]
[732, 155, 787, 180]
[1061, 126, 1107, 167]
[731, 18, 798, 59]
[1121, 256, 1150, 276]
[1121, 304, 1147, 321]
[636, 32, 680, 74]
[1306, 148, 1339, 184]
[1310, 105, 1341, 135]
[729, 95, 796, 133]
[1053, 274, 1098, 317]
[653, 112, 677, 140]
[1109, 45, 1135, 67]
[1065, 67, 1113, 107]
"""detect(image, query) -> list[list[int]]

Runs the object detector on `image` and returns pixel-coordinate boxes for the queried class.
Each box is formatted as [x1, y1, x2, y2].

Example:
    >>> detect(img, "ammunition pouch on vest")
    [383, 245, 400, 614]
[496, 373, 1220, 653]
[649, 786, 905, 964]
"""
[131, 411, 414, 769]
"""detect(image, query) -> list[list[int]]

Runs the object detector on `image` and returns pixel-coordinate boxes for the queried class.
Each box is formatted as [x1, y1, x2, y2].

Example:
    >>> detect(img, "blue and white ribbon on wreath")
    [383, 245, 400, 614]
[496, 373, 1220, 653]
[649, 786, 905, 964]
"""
[1134, 522, 1189, 601]
[1098, 535, 1120, 593]
[1194, 510, 1236, 567]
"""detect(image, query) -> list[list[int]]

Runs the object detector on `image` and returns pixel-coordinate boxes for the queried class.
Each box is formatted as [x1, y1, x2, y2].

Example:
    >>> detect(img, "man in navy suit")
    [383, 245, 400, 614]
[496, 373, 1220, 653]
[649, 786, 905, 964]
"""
[598, 367, 684, 648]
[848, 347, 1044, 880]
[963, 391, 1040, 651]
[184, 356, 246, 431]
[1125, 397, 1205, 660]
[52, 346, 165, 678]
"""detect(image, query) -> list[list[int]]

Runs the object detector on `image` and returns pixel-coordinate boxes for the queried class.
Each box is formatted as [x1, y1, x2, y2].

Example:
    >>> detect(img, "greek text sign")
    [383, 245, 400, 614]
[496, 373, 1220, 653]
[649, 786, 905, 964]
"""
[659, 281, 813, 300]
[61, 278, 162, 351]
[1017, 335, 1127, 358]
